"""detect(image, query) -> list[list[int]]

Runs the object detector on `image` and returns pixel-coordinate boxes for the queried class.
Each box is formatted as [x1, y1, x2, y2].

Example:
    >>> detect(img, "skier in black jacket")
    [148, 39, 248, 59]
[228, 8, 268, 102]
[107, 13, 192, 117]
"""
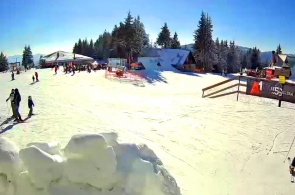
[12, 88, 23, 122]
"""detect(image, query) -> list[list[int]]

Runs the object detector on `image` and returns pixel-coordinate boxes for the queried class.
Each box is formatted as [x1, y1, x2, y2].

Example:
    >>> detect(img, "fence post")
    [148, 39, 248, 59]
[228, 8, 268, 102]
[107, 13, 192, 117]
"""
[237, 76, 241, 101]
[278, 84, 284, 107]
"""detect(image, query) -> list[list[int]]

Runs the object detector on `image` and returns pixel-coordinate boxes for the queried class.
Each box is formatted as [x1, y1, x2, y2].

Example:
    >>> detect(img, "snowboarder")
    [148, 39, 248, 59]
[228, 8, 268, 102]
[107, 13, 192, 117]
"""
[12, 88, 23, 122]
[28, 96, 34, 117]
[35, 72, 39, 82]
[11, 71, 15, 80]
[6, 89, 16, 118]
[32, 75, 35, 83]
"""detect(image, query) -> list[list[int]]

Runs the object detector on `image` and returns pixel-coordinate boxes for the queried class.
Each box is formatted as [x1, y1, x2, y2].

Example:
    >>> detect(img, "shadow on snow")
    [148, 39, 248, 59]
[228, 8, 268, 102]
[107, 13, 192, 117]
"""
[0, 116, 31, 135]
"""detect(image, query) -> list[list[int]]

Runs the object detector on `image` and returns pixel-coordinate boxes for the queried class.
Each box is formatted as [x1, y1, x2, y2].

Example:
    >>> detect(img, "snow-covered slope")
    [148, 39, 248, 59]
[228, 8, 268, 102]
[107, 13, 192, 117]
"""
[0, 68, 295, 195]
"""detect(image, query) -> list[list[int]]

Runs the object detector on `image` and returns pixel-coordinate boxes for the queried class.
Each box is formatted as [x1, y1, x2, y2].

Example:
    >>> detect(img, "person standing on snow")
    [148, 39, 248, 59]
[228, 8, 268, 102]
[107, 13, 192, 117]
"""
[28, 96, 35, 117]
[6, 89, 16, 118]
[72, 65, 76, 75]
[54, 65, 58, 74]
[35, 72, 39, 82]
[12, 88, 23, 122]
[32, 75, 35, 83]
[11, 71, 15, 80]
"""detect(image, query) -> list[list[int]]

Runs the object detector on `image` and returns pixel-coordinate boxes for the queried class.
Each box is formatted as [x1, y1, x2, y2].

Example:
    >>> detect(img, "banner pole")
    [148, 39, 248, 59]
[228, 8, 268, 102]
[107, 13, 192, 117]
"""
[237, 76, 241, 101]
[278, 84, 284, 107]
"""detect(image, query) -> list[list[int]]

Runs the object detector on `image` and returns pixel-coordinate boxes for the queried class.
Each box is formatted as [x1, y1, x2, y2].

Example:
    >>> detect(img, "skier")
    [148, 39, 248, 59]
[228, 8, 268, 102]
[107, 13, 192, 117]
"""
[5, 89, 16, 118]
[32, 75, 35, 83]
[289, 157, 295, 182]
[72, 65, 75, 75]
[11, 71, 15, 80]
[54, 65, 58, 74]
[35, 72, 39, 82]
[12, 88, 23, 122]
[28, 96, 35, 117]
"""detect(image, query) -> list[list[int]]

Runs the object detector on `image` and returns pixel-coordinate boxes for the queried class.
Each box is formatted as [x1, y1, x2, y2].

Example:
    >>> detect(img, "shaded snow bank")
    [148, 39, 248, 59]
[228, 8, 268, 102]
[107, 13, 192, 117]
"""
[0, 133, 181, 195]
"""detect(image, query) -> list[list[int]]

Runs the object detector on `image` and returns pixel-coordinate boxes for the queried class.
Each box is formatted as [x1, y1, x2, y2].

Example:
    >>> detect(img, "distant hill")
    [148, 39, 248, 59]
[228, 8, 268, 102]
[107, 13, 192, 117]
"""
[7, 54, 44, 66]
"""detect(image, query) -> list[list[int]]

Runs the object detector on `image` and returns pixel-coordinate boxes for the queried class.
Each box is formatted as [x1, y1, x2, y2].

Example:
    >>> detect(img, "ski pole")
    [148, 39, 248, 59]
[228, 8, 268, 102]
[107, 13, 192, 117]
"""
[284, 135, 295, 163]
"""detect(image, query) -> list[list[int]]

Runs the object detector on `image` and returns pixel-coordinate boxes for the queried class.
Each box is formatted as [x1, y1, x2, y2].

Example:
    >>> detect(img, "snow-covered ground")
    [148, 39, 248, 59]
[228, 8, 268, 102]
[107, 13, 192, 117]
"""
[1, 68, 295, 195]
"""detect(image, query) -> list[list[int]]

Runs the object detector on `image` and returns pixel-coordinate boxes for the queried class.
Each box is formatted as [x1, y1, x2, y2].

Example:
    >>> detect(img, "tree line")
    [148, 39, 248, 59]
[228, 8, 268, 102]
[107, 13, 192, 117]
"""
[193, 11, 283, 72]
[0, 11, 285, 73]
[73, 11, 287, 73]
[72, 12, 181, 61]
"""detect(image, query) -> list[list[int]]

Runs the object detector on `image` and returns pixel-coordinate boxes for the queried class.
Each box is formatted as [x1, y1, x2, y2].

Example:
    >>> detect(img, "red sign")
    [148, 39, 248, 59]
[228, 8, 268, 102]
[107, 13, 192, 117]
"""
[250, 81, 260, 95]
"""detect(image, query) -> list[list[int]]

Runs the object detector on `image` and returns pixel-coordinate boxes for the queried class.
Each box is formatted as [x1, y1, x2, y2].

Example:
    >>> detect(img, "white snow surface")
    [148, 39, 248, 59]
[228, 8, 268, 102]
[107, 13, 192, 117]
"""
[0, 133, 180, 195]
[1, 68, 295, 195]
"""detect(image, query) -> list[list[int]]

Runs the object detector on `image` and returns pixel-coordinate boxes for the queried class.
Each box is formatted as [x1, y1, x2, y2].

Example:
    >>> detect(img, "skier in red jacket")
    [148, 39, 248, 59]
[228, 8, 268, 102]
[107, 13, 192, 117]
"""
[35, 72, 39, 82]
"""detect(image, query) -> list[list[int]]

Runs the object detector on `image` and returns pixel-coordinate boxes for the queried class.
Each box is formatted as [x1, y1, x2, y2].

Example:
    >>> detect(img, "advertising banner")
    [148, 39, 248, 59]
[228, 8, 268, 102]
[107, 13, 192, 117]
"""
[246, 78, 295, 103]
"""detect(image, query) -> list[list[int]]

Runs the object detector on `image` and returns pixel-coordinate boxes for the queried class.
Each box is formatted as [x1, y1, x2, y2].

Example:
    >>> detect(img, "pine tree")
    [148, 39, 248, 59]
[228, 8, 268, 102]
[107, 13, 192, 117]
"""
[102, 31, 112, 59]
[219, 40, 228, 71]
[73, 43, 78, 53]
[204, 14, 215, 70]
[226, 41, 240, 73]
[89, 39, 94, 57]
[77, 39, 82, 54]
[171, 32, 181, 49]
[193, 11, 206, 59]
[143, 32, 150, 48]
[132, 16, 144, 56]
[81, 39, 89, 56]
[27, 45, 34, 67]
[193, 12, 215, 72]
[215, 38, 221, 72]
[241, 55, 247, 69]
[250, 47, 261, 69]
[0, 52, 8, 72]
[156, 22, 172, 48]
[22, 45, 34, 69]
[111, 23, 127, 58]
[94, 35, 104, 59]
[124, 11, 135, 60]
[22, 45, 27, 68]
[276, 44, 282, 54]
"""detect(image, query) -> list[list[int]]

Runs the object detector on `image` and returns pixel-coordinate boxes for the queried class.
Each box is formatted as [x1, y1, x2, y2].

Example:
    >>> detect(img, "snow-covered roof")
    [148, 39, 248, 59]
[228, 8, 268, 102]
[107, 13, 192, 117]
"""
[278, 54, 287, 62]
[42, 51, 93, 63]
[157, 49, 191, 66]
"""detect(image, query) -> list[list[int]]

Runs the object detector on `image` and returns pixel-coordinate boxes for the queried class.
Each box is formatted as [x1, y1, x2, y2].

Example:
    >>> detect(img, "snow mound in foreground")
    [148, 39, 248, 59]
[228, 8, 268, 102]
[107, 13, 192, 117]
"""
[0, 133, 181, 195]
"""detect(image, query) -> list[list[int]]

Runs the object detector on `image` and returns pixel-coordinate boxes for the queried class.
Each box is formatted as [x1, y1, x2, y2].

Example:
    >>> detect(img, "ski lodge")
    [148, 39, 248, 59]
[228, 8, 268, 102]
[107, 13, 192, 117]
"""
[133, 48, 198, 72]
[41, 51, 94, 68]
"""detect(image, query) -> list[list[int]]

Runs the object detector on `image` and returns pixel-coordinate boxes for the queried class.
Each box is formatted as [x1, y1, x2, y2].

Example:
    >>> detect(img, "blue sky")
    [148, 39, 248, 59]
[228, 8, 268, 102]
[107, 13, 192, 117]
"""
[1, 0, 294, 56]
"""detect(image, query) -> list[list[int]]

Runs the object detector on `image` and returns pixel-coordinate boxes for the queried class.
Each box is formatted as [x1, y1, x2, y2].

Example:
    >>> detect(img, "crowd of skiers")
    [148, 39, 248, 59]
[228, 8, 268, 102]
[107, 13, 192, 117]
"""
[5, 88, 35, 122]
[62, 64, 93, 75]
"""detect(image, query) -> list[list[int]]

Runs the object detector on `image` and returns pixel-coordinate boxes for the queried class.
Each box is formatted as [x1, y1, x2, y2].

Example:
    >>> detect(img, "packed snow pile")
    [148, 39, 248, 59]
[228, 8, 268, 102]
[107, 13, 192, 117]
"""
[0, 133, 181, 195]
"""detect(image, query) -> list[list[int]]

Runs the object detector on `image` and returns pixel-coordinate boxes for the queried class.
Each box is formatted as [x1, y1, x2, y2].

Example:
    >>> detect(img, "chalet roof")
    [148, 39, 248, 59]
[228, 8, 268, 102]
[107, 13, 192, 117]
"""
[42, 51, 93, 63]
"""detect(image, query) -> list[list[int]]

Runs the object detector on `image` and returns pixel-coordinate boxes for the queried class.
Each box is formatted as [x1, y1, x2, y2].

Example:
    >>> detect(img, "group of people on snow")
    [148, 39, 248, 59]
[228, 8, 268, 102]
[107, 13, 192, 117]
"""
[5, 88, 35, 122]
[10, 70, 39, 83]
[62, 64, 93, 75]
[32, 72, 39, 83]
